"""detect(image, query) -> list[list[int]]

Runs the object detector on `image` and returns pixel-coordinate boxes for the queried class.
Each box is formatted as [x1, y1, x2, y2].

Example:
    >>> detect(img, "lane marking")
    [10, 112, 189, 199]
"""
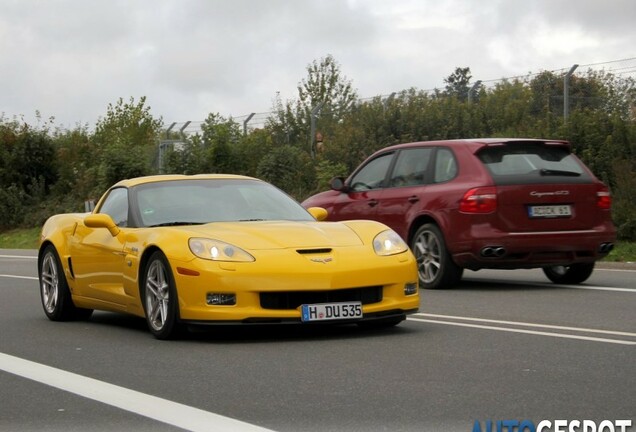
[556, 284, 635, 292]
[595, 267, 636, 273]
[414, 313, 636, 337]
[0, 255, 37, 259]
[0, 352, 274, 432]
[0, 275, 37, 280]
[408, 318, 636, 345]
[463, 278, 635, 292]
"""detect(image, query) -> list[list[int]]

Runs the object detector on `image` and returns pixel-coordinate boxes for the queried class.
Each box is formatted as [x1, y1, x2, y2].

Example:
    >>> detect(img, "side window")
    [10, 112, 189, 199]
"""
[98, 188, 129, 227]
[349, 153, 393, 192]
[434, 148, 458, 183]
[389, 148, 433, 187]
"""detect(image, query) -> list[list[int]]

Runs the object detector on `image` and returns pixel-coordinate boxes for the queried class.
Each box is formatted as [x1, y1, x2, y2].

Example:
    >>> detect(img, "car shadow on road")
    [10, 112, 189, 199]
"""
[85, 311, 421, 343]
[447, 279, 561, 292]
[184, 321, 420, 344]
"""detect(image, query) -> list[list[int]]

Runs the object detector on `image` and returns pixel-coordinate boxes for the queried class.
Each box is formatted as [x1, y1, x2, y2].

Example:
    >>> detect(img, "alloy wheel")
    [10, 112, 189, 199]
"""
[145, 259, 170, 331]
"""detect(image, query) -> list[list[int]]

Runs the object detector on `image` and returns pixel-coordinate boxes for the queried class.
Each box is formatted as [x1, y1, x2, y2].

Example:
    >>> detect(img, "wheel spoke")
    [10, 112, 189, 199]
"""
[145, 259, 171, 331]
[41, 254, 59, 314]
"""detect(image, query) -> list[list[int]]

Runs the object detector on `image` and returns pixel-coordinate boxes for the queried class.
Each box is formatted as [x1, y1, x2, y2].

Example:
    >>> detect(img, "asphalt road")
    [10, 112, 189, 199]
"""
[1, 249, 634, 432]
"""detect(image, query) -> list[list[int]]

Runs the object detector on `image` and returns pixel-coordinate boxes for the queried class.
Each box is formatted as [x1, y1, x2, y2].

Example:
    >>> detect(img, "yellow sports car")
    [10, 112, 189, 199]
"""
[38, 174, 419, 339]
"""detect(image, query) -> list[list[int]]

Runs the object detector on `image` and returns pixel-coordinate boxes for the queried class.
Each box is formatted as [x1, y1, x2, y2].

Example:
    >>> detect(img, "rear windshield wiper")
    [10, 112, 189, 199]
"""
[539, 168, 581, 177]
[148, 222, 205, 227]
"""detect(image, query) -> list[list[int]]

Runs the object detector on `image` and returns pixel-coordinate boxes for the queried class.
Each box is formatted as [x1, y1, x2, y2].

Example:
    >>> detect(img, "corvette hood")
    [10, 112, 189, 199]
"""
[184, 221, 364, 250]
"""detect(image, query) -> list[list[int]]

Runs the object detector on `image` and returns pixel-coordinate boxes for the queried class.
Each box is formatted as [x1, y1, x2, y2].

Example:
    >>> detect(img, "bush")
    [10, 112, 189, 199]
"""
[0, 184, 27, 229]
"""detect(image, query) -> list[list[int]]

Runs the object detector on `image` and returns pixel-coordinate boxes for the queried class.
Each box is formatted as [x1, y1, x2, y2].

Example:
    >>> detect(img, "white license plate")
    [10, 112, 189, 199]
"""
[301, 302, 363, 322]
[528, 205, 572, 218]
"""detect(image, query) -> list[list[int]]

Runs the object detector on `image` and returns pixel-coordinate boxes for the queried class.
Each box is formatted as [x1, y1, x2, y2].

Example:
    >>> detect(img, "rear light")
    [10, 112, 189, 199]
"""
[460, 187, 497, 213]
[596, 188, 612, 210]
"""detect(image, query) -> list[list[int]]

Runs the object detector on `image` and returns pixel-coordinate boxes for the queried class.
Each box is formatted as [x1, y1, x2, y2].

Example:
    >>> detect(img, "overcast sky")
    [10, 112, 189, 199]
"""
[1, 0, 635, 129]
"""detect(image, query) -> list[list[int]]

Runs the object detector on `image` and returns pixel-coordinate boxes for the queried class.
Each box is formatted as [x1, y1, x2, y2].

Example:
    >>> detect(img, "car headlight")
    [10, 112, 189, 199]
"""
[373, 230, 408, 256]
[189, 238, 255, 262]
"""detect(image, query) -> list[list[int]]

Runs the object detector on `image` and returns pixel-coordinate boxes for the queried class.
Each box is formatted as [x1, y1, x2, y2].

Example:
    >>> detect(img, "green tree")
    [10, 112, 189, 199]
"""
[256, 145, 315, 200]
[0, 120, 57, 192]
[200, 113, 242, 173]
[0, 116, 60, 228]
[92, 96, 163, 192]
[51, 126, 96, 201]
[269, 55, 358, 153]
[234, 128, 274, 177]
[297, 54, 358, 123]
[444, 67, 472, 101]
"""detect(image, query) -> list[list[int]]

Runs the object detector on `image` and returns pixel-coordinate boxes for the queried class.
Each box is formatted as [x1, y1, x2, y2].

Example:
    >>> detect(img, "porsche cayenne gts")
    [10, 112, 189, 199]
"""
[302, 139, 616, 289]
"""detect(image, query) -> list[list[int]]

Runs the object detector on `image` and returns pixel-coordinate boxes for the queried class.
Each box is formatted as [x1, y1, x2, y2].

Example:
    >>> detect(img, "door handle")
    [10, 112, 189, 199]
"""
[368, 199, 379, 207]
[408, 196, 419, 204]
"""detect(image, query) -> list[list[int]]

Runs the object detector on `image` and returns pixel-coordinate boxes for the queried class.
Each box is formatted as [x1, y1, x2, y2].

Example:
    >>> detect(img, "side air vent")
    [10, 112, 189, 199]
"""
[296, 248, 332, 254]
[67, 257, 75, 279]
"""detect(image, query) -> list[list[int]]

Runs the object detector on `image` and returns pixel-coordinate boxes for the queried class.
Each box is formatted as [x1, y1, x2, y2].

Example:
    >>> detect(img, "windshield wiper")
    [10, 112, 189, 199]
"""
[539, 168, 581, 177]
[148, 222, 205, 227]
[238, 218, 266, 222]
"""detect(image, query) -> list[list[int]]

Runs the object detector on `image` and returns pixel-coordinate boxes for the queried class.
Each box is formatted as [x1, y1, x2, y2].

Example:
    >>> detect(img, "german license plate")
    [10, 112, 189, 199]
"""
[301, 302, 363, 322]
[528, 205, 572, 218]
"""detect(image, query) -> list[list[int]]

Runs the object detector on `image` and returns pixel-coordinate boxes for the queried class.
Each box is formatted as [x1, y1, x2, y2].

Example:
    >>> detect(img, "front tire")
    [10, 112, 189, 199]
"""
[142, 251, 182, 339]
[39, 245, 93, 321]
[542, 263, 595, 284]
[410, 223, 463, 289]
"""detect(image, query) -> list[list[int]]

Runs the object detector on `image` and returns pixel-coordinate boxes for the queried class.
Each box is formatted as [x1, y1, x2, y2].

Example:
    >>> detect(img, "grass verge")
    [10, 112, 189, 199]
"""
[0, 227, 41, 249]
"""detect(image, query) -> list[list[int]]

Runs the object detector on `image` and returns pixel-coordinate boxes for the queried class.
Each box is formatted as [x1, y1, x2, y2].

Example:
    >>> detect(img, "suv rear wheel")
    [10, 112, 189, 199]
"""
[542, 263, 595, 284]
[411, 223, 463, 289]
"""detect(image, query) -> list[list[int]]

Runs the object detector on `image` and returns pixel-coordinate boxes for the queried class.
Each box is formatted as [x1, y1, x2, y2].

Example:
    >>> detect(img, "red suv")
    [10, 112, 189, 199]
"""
[302, 139, 616, 289]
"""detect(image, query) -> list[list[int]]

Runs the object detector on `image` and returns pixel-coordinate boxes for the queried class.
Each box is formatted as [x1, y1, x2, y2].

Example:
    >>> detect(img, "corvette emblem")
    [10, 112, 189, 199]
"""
[310, 257, 333, 264]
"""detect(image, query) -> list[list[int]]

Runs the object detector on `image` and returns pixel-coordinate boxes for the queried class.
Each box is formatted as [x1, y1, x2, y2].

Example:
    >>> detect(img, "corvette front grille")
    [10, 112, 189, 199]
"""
[260, 286, 383, 310]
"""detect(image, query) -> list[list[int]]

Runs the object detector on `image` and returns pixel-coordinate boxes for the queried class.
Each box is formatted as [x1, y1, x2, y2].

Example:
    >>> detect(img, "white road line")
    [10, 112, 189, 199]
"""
[0, 352, 274, 432]
[556, 284, 635, 292]
[463, 278, 635, 292]
[596, 267, 636, 273]
[0, 255, 37, 259]
[408, 318, 636, 345]
[414, 313, 636, 337]
[0, 274, 37, 280]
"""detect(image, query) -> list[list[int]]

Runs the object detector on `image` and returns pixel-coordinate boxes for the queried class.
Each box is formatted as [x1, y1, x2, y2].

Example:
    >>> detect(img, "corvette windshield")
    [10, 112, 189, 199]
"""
[134, 179, 314, 227]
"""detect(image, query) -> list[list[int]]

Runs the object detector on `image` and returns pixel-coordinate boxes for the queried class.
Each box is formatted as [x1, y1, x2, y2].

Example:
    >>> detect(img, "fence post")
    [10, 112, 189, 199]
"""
[563, 64, 578, 124]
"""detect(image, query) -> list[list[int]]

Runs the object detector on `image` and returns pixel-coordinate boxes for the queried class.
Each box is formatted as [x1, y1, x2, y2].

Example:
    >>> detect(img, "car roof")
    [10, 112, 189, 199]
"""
[379, 138, 571, 153]
[112, 174, 258, 188]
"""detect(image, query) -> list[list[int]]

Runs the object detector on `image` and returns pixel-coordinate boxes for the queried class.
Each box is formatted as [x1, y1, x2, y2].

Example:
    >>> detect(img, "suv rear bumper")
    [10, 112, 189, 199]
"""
[450, 228, 616, 270]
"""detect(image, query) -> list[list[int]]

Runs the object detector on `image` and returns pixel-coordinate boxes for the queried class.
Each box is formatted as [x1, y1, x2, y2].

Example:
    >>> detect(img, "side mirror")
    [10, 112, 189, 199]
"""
[307, 207, 328, 221]
[329, 177, 347, 191]
[84, 213, 121, 237]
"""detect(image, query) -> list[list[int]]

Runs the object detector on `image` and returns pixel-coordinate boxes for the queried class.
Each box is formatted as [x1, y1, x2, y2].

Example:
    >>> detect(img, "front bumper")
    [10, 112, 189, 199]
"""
[169, 248, 420, 323]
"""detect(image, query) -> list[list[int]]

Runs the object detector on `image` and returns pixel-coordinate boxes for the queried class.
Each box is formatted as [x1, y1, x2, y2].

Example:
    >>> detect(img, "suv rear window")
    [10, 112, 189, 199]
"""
[476, 142, 592, 185]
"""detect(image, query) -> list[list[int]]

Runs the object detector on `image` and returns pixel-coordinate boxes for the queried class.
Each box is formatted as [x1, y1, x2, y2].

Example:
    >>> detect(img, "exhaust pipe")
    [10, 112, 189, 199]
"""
[480, 246, 507, 258]
[598, 242, 614, 253]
